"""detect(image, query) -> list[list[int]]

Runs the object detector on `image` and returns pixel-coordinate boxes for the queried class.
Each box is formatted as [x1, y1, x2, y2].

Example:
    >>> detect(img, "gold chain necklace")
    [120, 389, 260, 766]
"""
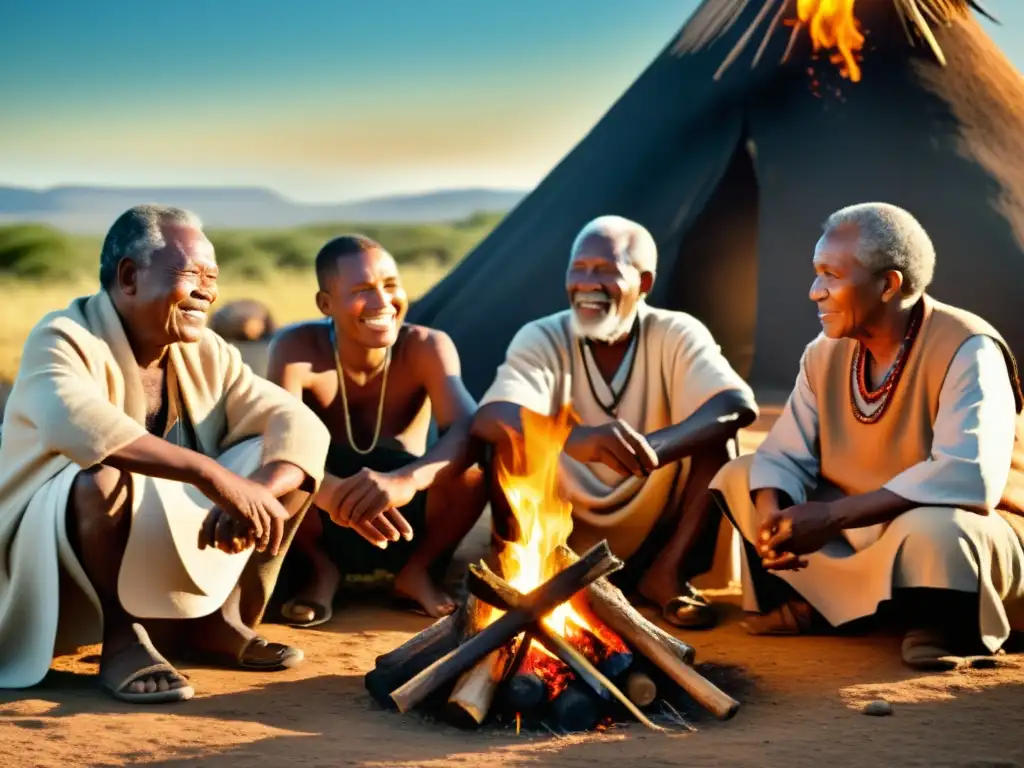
[330, 322, 391, 455]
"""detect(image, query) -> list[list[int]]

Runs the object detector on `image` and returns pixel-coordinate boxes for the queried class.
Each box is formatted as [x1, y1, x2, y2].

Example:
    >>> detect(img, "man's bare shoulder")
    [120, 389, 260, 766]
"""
[399, 324, 459, 367]
[266, 320, 332, 365]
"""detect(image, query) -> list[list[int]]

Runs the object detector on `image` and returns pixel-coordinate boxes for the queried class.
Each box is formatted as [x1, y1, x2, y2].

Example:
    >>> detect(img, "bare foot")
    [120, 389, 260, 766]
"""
[282, 551, 342, 626]
[393, 564, 457, 618]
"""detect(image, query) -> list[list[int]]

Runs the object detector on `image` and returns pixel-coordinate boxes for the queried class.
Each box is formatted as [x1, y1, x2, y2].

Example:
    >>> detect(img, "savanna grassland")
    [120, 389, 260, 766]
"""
[0, 212, 501, 381]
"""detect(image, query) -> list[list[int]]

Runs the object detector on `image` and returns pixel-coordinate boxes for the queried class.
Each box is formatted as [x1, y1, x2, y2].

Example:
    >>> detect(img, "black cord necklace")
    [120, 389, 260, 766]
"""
[577, 317, 641, 419]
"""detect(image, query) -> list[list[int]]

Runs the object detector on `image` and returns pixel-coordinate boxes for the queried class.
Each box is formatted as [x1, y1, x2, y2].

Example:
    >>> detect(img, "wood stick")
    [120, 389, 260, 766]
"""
[364, 603, 469, 708]
[469, 561, 664, 731]
[372, 608, 465, 669]
[389, 541, 621, 713]
[556, 545, 740, 721]
[626, 672, 657, 708]
[445, 597, 513, 728]
[445, 646, 511, 728]
[554, 546, 695, 664]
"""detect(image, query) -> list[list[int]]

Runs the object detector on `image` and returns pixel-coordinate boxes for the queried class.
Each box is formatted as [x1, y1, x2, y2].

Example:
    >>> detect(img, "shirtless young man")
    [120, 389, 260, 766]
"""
[267, 235, 487, 622]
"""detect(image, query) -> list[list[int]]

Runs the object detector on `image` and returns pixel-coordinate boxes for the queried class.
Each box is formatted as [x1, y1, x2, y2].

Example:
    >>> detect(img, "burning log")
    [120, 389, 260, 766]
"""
[364, 604, 470, 708]
[550, 680, 599, 732]
[555, 545, 740, 721]
[389, 541, 621, 713]
[466, 559, 663, 731]
[626, 672, 657, 708]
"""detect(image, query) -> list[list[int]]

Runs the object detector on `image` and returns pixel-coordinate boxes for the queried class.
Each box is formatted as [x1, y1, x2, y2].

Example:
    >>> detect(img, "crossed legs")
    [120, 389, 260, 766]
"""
[66, 464, 309, 703]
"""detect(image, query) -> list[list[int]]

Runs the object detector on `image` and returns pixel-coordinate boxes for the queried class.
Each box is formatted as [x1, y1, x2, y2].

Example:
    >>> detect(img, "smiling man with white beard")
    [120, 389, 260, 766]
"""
[472, 215, 758, 629]
[268, 235, 487, 623]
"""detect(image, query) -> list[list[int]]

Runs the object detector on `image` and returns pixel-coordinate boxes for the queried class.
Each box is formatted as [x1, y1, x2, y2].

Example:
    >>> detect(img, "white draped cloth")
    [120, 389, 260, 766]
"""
[481, 302, 754, 560]
[711, 336, 1024, 651]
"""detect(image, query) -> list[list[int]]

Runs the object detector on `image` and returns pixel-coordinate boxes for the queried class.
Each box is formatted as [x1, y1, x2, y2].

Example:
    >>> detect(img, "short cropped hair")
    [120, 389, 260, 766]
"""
[570, 215, 658, 274]
[315, 234, 384, 289]
[822, 202, 936, 298]
[99, 204, 203, 289]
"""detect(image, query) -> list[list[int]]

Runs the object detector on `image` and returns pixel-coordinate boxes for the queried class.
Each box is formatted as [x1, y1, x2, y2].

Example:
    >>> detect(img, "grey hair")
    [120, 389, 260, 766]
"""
[822, 202, 936, 299]
[570, 215, 658, 274]
[99, 204, 204, 289]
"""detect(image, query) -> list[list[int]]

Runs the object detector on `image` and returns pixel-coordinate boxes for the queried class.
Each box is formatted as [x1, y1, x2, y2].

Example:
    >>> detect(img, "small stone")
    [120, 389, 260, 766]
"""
[863, 700, 893, 717]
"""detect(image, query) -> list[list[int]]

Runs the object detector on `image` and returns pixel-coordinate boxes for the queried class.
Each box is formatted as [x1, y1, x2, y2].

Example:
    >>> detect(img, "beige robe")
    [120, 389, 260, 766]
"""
[711, 307, 1024, 651]
[0, 291, 331, 688]
[481, 302, 754, 560]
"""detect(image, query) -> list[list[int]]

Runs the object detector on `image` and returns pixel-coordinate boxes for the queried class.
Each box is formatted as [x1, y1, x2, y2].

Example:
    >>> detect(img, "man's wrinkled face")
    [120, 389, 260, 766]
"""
[121, 224, 218, 346]
[566, 234, 648, 343]
[809, 227, 888, 340]
[317, 248, 407, 349]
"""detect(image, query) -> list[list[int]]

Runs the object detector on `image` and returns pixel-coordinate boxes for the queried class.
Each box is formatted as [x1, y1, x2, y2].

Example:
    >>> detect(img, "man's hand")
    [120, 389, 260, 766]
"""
[198, 466, 291, 556]
[757, 500, 840, 570]
[563, 420, 659, 478]
[327, 469, 416, 547]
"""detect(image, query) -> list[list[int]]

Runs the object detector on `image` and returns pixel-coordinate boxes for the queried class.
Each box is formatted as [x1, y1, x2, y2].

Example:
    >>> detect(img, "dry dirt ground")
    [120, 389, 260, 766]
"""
[2, 413, 1023, 767]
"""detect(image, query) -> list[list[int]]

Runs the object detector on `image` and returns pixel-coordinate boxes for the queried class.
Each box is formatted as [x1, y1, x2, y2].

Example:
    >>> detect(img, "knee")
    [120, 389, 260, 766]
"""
[710, 453, 753, 492]
[433, 465, 487, 512]
[689, 439, 734, 474]
[892, 508, 972, 567]
[71, 466, 131, 526]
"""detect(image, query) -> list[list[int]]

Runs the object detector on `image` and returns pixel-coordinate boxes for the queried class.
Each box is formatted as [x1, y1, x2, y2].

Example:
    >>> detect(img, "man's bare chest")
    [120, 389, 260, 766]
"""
[305, 365, 427, 439]
[139, 368, 168, 434]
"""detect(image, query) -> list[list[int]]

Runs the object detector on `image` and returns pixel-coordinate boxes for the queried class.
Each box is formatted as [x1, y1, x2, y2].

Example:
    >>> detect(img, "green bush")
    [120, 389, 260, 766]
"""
[0, 210, 504, 282]
[0, 224, 85, 280]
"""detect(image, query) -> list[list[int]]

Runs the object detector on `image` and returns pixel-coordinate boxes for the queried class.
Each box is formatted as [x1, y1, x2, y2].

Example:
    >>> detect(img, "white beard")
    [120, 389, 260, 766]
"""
[570, 295, 640, 343]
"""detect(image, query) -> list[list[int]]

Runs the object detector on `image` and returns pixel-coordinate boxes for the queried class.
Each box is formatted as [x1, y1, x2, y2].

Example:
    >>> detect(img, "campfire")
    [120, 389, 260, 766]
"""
[365, 409, 740, 733]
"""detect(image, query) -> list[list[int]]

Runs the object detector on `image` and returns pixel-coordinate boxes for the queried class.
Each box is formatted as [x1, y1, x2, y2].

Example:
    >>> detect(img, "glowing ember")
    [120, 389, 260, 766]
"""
[797, 0, 865, 82]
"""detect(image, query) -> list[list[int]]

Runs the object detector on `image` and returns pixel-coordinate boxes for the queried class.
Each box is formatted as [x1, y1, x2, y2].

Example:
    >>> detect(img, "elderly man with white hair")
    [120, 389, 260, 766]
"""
[472, 215, 758, 629]
[711, 202, 1024, 669]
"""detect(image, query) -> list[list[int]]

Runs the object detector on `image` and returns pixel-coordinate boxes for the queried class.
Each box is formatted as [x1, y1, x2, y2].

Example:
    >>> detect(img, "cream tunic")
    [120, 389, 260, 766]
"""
[711, 336, 1024, 650]
[481, 302, 754, 560]
[0, 291, 331, 688]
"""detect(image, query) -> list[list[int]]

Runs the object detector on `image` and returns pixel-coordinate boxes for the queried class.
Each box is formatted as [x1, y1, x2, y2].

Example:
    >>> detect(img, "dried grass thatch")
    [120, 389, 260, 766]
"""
[680, 0, 1000, 79]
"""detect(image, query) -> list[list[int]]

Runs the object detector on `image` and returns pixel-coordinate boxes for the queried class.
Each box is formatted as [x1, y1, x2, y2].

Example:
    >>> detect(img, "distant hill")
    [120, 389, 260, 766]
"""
[0, 185, 528, 232]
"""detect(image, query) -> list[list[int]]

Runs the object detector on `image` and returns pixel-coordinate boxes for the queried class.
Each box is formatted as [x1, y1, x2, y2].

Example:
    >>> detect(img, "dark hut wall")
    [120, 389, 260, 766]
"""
[408, 1, 1024, 398]
[745, 5, 1024, 387]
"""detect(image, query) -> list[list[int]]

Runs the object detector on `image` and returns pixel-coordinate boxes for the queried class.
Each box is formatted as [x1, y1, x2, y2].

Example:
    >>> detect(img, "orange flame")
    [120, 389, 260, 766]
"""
[484, 406, 627, 686]
[797, 0, 865, 82]
[493, 408, 590, 635]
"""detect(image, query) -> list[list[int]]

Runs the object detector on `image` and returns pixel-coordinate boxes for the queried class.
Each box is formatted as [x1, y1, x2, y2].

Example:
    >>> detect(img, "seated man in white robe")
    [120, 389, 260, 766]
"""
[472, 216, 758, 628]
[0, 205, 331, 703]
[711, 202, 1024, 669]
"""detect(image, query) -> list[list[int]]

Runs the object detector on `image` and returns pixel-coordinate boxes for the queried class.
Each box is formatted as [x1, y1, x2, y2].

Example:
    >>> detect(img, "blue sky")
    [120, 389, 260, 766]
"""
[1, 0, 1020, 202]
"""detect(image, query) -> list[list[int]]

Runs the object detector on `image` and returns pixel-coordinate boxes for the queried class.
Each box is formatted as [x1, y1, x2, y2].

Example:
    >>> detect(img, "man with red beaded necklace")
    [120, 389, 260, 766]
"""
[711, 202, 1024, 670]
